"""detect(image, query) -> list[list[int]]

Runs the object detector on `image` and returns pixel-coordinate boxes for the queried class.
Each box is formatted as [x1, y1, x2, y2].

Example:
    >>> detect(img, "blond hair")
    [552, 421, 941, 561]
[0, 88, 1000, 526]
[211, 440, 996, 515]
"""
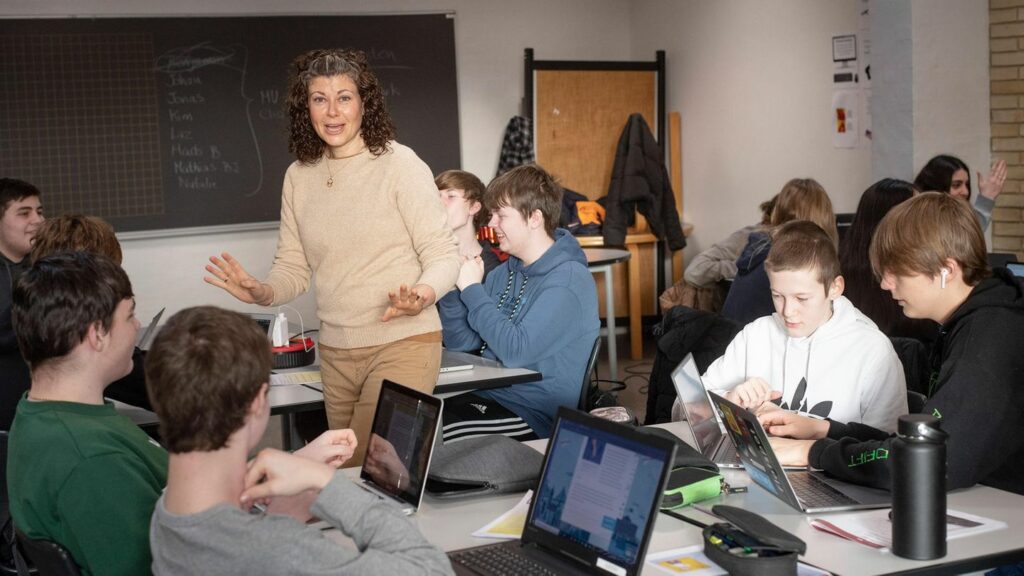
[770, 178, 838, 248]
[870, 192, 989, 286]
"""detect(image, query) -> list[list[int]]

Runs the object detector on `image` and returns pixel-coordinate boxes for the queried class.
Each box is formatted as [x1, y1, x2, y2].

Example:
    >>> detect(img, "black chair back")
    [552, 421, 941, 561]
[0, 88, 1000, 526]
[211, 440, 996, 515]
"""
[14, 530, 78, 576]
[907, 390, 928, 414]
[577, 336, 602, 411]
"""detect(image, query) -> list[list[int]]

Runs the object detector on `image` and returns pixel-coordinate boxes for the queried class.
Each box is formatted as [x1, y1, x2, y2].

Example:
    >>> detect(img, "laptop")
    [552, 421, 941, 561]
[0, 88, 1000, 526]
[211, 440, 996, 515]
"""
[440, 350, 474, 373]
[357, 380, 443, 515]
[707, 391, 890, 513]
[248, 312, 277, 338]
[448, 407, 676, 576]
[136, 307, 165, 350]
[671, 354, 743, 468]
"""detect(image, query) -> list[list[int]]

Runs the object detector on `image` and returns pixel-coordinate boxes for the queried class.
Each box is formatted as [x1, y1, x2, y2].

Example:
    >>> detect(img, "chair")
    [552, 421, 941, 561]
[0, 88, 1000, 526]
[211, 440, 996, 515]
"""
[14, 529, 78, 576]
[577, 336, 602, 411]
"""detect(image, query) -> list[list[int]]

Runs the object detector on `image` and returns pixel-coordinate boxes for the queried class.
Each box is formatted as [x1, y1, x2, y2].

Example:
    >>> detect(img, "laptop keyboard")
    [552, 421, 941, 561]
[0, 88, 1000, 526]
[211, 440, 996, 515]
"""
[450, 545, 560, 576]
[789, 473, 859, 508]
[718, 440, 740, 464]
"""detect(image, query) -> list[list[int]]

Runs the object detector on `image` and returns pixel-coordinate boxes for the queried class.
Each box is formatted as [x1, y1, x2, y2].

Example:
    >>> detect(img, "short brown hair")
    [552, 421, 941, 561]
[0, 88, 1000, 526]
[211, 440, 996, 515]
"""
[765, 220, 841, 292]
[146, 306, 272, 453]
[30, 214, 122, 265]
[435, 170, 488, 228]
[770, 178, 838, 248]
[286, 48, 396, 164]
[870, 192, 989, 286]
[484, 164, 561, 238]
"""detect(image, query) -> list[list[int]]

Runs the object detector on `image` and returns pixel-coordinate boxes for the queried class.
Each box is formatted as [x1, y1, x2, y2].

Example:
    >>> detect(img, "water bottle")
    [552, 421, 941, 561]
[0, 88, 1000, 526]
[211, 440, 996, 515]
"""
[891, 414, 948, 560]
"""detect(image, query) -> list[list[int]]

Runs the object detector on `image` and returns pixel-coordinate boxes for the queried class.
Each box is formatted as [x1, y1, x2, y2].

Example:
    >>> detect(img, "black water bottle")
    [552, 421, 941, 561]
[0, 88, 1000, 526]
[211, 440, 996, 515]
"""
[891, 414, 948, 560]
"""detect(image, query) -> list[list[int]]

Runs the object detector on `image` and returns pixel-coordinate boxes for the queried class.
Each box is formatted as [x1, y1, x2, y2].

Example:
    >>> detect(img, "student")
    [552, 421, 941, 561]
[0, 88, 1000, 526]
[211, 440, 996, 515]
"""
[913, 154, 1007, 230]
[439, 164, 600, 441]
[762, 193, 1024, 495]
[702, 220, 907, 432]
[722, 178, 837, 326]
[0, 177, 43, 430]
[146, 306, 452, 575]
[26, 214, 152, 411]
[839, 179, 937, 344]
[435, 169, 502, 275]
[7, 252, 166, 575]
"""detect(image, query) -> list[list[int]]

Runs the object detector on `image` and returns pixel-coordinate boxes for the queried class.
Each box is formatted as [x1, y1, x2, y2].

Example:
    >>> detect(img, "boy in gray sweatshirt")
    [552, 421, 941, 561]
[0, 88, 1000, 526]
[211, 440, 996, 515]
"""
[146, 306, 453, 575]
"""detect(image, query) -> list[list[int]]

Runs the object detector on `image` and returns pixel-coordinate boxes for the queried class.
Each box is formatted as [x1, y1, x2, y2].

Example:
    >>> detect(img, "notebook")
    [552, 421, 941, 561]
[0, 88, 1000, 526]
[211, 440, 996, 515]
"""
[136, 307, 165, 350]
[448, 407, 676, 576]
[671, 354, 743, 469]
[358, 380, 443, 515]
[707, 391, 891, 514]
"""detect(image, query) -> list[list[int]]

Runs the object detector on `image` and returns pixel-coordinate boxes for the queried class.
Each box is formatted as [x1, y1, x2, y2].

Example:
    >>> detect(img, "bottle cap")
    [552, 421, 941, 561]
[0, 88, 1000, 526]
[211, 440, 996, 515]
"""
[897, 414, 948, 442]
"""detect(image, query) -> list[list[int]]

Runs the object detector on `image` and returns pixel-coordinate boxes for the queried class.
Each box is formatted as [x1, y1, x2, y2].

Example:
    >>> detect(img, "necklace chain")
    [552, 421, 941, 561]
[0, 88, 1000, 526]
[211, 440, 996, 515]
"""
[480, 268, 528, 354]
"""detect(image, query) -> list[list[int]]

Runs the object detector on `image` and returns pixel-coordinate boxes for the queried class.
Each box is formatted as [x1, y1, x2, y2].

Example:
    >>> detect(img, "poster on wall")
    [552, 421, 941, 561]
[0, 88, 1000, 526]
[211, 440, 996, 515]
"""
[832, 90, 859, 149]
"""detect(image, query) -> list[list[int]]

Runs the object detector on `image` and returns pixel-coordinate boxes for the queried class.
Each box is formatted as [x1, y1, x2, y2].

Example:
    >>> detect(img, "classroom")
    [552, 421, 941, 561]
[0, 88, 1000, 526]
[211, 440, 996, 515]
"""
[2, 1, 1022, 575]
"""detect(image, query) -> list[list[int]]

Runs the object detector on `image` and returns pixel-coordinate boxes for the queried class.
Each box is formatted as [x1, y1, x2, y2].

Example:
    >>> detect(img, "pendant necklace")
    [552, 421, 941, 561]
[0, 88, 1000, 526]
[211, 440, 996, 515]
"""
[325, 159, 336, 188]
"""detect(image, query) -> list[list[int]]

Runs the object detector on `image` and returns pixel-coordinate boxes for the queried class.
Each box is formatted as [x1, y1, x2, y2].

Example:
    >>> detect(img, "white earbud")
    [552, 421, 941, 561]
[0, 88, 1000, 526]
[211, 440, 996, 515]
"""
[940, 268, 950, 289]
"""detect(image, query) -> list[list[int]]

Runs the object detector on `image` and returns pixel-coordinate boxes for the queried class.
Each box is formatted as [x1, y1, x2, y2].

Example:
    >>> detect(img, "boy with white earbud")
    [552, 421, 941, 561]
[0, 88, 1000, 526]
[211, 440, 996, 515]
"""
[701, 220, 907, 432]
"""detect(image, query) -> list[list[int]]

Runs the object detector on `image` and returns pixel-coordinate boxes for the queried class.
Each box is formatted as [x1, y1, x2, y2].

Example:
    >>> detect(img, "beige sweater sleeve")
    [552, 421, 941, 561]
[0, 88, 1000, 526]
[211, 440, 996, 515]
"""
[266, 165, 312, 305]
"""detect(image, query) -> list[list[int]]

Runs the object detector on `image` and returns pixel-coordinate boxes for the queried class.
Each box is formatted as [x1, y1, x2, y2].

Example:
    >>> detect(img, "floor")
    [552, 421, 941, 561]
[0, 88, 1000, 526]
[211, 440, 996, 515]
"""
[260, 330, 658, 450]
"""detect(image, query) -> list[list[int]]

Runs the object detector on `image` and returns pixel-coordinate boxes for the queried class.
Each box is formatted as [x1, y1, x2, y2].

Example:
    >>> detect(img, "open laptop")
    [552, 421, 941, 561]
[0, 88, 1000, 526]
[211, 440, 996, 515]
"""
[440, 350, 474, 373]
[135, 307, 165, 350]
[671, 354, 743, 468]
[448, 407, 676, 576]
[708, 391, 890, 513]
[357, 380, 443, 515]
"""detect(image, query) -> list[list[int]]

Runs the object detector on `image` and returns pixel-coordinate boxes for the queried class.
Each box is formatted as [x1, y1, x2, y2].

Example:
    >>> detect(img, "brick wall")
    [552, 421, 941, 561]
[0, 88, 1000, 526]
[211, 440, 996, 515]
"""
[992, 0, 1024, 258]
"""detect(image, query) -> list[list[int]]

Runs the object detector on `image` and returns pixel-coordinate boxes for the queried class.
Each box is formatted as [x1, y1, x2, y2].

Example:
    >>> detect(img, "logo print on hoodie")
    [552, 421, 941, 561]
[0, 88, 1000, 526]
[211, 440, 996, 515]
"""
[776, 377, 833, 419]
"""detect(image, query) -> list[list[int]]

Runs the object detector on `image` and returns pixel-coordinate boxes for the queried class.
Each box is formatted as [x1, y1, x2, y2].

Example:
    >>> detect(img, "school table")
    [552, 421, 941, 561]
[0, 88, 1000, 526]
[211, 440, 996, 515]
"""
[336, 421, 1024, 575]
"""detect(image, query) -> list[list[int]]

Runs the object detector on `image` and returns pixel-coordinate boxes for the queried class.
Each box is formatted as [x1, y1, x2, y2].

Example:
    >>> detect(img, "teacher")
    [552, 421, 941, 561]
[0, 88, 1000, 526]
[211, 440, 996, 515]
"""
[205, 48, 459, 465]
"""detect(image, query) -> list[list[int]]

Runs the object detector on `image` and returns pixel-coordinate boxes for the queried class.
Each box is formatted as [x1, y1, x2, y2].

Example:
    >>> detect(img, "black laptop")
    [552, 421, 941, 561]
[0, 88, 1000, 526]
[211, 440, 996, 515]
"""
[708, 392, 890, 513]
[448, 408, 676, 576]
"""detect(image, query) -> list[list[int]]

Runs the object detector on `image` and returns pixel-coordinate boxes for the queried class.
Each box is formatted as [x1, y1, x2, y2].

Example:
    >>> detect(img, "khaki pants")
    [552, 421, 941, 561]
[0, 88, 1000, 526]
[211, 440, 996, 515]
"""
[319, 337, 441, 467]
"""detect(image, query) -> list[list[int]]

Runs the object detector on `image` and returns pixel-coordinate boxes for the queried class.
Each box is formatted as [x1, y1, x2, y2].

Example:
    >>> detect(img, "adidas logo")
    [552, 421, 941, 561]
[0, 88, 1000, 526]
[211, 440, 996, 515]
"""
[471, 403, 488, 414]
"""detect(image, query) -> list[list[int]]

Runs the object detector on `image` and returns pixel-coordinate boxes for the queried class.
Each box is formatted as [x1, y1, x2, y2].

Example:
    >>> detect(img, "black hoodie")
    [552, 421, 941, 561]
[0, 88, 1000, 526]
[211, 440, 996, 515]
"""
[808, 268, 1024, 495]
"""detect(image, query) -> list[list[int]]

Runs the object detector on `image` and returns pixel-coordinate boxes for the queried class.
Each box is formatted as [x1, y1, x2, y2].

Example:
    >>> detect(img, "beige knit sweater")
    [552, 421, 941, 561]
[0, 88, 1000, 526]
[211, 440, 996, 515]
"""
[265, 142, 459, 349]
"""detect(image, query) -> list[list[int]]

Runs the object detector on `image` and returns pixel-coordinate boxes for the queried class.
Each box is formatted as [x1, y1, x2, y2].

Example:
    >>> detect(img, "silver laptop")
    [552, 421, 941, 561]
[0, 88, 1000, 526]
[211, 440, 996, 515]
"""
[358, 379, 443, 515]
[439, 350, 474, 373]
[671, 354, 743, 468]
[708, 391, 890, 514]
[136, 307, 165, 350]
[449, 407, 676, 576]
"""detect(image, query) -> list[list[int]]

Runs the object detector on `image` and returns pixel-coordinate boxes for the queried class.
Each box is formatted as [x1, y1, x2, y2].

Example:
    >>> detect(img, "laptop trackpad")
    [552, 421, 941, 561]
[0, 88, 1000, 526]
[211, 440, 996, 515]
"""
[816, 473, 891, 505]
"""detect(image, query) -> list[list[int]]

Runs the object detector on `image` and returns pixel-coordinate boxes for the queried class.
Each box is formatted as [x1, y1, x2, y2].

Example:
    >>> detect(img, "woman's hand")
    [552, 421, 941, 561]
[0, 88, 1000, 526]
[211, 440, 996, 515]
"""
[381, 284, 436, 322]
[456, 255, 485, 291]
[204, 252, 273, 305]
[979, 159, 1008, 201]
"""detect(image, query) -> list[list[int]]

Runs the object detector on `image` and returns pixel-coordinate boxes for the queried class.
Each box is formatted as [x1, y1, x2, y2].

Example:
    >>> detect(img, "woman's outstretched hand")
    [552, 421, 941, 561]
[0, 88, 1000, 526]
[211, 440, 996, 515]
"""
[204, 252, 273, 305]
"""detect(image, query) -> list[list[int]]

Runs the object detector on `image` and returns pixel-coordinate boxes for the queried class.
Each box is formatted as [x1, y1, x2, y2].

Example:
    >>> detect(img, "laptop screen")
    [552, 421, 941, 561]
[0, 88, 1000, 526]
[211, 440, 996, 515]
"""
[360, 380, 442, 509]
[671, 355, 723, 451]
[524, 409, 673, 575]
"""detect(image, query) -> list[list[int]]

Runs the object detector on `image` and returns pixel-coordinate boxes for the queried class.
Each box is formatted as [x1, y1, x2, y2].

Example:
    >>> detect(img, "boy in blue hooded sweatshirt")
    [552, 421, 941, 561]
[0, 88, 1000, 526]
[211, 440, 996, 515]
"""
[439, 164, 600, 440]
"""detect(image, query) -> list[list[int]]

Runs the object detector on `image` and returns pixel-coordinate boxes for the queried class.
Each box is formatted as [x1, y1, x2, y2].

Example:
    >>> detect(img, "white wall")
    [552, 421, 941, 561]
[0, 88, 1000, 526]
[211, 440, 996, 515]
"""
[0, 0, 633, 322]
[629, 0, 873, 262]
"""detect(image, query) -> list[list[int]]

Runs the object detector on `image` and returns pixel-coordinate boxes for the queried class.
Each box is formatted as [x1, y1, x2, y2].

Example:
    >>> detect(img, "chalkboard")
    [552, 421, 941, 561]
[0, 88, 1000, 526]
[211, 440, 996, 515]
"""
[0, 14, 460, 234]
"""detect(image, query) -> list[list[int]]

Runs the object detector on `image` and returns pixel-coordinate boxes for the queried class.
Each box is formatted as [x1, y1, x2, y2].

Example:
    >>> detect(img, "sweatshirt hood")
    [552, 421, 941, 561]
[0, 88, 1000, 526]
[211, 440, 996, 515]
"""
[945, 268, 1024, 328]
[736, 231, 770, 274]
[509, 228, 588, 276]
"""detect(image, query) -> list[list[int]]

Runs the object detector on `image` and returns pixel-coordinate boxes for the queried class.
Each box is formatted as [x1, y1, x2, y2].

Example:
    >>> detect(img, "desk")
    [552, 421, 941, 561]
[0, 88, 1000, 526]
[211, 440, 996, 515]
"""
[584, 247, 630, 378]
[300, 350, 543, 398]
[373, 421, 1024, 575]
[112, 384, 324, 451]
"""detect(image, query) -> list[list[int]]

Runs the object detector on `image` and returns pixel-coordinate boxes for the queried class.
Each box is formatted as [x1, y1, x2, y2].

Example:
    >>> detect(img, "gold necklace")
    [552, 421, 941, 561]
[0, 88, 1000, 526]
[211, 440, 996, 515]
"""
[325, 159, 335, 188]
[323, 144, 367, 188]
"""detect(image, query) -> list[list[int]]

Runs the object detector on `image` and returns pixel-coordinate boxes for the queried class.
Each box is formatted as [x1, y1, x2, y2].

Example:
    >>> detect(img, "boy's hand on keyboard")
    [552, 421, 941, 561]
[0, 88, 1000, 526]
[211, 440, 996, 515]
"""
[759, 411, 829, 440]
[768, 437, 813, 467]
[725, 378, 782, 411]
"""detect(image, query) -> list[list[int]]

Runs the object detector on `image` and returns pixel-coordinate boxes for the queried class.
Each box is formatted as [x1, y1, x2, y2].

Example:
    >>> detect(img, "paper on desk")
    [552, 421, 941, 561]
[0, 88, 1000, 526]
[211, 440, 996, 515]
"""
[809, 508, 1007, 551]
[645, 546, 832, 575]
[471, 491, 532, 540]
[270, 371, 322, 386]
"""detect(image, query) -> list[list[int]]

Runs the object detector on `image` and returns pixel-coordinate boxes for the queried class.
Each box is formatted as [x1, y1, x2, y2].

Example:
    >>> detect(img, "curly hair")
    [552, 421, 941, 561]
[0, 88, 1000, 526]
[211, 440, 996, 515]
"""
[286, 48, 396, 164]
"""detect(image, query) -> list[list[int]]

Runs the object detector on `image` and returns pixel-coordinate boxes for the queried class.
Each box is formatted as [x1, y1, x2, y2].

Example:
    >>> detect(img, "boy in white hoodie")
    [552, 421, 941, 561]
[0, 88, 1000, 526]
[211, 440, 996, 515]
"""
[701, 220, 907, 432]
